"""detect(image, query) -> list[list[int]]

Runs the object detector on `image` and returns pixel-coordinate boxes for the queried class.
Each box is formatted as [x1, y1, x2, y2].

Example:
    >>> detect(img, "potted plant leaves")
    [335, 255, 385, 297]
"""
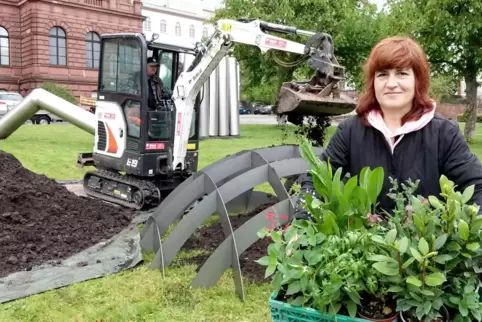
[256, 139, 399, 321]
[368, 175, 482, 322]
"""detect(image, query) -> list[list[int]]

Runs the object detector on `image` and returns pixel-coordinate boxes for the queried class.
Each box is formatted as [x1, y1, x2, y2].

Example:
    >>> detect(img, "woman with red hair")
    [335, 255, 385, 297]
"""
[296, 36, 482, 218]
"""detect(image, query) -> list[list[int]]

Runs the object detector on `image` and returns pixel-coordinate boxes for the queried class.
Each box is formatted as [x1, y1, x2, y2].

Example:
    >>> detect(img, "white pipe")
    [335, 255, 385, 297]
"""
[228, 56, 240, 136]
[208, 67, 219, 136]
[218, 57, 229, 136]
[0, 88, 96, 139]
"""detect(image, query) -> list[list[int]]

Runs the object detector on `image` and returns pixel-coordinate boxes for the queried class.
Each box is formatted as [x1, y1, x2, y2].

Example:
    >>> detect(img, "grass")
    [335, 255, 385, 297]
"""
[1, 121, 482, 322]
[0, 123, 333, 322]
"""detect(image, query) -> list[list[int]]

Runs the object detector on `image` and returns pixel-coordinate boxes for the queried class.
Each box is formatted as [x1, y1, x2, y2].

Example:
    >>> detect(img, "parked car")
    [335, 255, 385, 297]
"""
[254, 105, 273, 115]
[0, 92, 23, 116]
[239, 107, 252, 114]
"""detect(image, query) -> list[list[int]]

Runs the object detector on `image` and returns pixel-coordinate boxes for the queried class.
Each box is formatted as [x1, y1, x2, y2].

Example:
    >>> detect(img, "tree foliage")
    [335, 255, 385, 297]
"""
[385, 0, 482, 140]
[210, 0, 385, 104]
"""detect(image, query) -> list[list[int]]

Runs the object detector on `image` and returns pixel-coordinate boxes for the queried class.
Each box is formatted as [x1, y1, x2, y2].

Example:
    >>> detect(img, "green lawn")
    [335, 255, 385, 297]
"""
[0, 122, 481, 322]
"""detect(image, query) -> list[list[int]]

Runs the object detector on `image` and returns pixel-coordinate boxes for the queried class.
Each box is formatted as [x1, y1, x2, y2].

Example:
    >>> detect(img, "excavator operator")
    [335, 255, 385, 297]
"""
[127, 57, 172, 128]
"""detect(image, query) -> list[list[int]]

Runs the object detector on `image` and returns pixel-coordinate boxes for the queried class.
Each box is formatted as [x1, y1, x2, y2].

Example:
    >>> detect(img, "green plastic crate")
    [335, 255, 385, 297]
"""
[269, 293, 370, 322]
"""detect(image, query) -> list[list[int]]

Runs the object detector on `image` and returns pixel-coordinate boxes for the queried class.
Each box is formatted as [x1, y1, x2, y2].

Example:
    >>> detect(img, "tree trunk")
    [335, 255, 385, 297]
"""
[463, 70, 479, 141]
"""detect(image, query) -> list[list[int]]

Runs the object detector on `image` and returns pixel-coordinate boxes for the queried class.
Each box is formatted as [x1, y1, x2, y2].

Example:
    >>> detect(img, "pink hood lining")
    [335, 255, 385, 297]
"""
[366, 104, 436, 154]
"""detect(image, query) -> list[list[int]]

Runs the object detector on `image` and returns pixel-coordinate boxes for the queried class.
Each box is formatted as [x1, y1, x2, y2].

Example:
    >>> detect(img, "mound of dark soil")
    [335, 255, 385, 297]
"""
[0, 150, 136, 278]
[181, 205, 274, 284]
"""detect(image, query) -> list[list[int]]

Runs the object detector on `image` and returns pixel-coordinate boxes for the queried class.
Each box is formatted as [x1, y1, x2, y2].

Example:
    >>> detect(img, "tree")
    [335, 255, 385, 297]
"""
[385, 0, 482, 140]
[209, 0, 385, 104]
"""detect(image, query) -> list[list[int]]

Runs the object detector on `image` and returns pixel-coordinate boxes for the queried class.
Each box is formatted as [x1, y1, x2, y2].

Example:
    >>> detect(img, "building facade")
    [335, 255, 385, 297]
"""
[0, 0, 144, 98]
[141, 0, 216, 50]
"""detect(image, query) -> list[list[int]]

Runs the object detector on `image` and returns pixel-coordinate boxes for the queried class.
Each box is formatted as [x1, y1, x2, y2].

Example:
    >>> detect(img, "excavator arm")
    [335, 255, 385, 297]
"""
[170, 18, 349, 173]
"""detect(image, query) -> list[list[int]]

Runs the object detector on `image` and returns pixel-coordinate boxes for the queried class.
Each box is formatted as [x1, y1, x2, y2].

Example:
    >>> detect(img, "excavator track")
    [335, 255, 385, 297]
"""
[83, 169, 161, 210]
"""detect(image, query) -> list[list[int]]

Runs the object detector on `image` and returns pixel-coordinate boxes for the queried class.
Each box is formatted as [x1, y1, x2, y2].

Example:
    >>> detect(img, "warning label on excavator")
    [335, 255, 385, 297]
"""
[264, 37, 287, 49]
[176, 112, 182, 136]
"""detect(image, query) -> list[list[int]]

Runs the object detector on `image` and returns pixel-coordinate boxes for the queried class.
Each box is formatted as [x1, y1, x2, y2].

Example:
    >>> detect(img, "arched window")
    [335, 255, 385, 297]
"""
[144, 17, 151, 31]
[0, 26, 9, 66]
[189, 25, 195, 38]
[202, 27, 208, 38]
[160, 19, 167, 33]
[175, 22, 181, 36]
[86, 31, 100, 68]
[48, 27, 66, 65]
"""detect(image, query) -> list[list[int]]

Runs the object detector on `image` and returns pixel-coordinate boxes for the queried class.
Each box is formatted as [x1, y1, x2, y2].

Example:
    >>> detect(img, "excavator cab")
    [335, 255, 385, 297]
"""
[91, 33, 200, 176]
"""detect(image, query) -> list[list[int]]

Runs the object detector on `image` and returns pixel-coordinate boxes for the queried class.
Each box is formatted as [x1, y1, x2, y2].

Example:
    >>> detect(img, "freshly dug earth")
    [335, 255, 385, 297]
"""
[0, 150, 136, 278]
[182, 205, 275, 284]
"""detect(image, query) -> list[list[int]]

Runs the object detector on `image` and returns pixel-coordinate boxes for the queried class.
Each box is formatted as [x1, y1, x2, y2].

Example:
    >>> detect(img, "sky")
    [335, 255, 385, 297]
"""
[202, 0, 387, 11]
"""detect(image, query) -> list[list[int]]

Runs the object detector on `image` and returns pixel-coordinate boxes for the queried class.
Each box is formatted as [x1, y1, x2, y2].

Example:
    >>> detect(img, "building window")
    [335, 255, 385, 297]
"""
[160, 19, 166, 33]
[202, 27, 208, 38]
[144, 17, 151, 31]
[0, 26, 9, 66]
[189, 25, 195, 38]
[86, 31, 100, 68]
[48, 27, 67, 65]
[175, 22, 181, 36]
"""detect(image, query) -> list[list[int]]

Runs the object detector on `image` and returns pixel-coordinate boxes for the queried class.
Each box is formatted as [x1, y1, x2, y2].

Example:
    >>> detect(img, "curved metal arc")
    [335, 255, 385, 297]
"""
[191, 197, 295, 289]
[150, 157, 310, 274]
[140, 145, 323, 253]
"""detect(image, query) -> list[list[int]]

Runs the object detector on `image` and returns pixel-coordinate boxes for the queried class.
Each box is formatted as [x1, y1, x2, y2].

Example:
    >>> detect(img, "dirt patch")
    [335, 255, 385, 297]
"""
[0, 150, 137, 278]
[181, 204, 276, 284]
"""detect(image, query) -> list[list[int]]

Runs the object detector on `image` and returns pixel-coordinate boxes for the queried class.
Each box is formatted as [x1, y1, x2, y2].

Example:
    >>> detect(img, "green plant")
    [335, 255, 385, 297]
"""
[369, 175, 482, 321]
[41, 81, 77, 105]
[256, 139, 396, 319]
[457, 109, 482, 123]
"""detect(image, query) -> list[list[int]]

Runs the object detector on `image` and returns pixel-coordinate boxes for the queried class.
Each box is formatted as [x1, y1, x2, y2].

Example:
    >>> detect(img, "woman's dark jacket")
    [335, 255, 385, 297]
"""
[298, 114, 482, 215]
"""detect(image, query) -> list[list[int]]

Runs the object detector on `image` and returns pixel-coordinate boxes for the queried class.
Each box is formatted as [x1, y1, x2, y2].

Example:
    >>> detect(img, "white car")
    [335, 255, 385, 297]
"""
[0, 92, 23, 116]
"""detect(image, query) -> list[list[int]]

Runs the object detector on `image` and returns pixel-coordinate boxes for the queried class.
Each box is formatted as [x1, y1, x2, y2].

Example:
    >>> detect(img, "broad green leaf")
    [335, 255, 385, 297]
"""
[434, 234, 448, 250]
[418, 237, 429, 255]
[347, 291, 361, 305]
[459, 219, 470, 241]
[447, 241, 461, 251]
[371, 234, 387, 245]
[470, 218, 482, 233]
[398, 236, 409, 253]
[367, 167, 384, 205]
[367, 254, 398, 264]
[428, 196, 444, 209]
[373, 262, 399, 276]
[402, 257, 415, 269]
[424, 272, 446, 287]
[256, 256, 270, 266]
[271, 231, 282, 243]
[413, 213, 425, 232]
[347, 300, 357, 318]
[343, 175, 358, 200]
[387, 286, 404, 292]
[420, 289, 435, 296]
[286, 280, 301, 295]
[432, 254, 453, 264]
[406, 276, 422, 287]
[410, 247, 423, 263]
[462, 185, 475, 203]
[467, 242, 480, 251]
[385, 229, 397, 245]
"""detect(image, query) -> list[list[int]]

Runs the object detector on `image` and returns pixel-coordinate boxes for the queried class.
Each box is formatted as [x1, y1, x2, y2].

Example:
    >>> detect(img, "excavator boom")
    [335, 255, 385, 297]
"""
[171, 19, 355, 173]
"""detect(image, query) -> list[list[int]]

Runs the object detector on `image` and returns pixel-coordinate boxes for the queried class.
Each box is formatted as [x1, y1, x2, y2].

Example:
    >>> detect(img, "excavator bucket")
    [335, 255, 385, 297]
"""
[274, 81, 357, 117]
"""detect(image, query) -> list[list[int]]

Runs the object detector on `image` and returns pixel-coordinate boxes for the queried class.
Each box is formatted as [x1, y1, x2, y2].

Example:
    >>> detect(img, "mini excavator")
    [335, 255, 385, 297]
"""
[77, 19, 356, 210]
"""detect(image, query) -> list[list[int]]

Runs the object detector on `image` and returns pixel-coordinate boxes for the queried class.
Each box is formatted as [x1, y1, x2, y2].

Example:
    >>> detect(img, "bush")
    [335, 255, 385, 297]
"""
[457, 109, 482, 122]
[41, 82, 77, 105]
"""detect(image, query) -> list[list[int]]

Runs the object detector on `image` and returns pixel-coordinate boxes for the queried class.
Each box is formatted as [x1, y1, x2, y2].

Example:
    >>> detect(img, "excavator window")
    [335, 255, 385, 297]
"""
[99, 38, 142, 95]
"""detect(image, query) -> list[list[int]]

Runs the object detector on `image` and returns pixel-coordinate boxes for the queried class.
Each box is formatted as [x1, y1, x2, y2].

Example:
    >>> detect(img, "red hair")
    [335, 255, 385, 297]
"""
[356, 36, 434, 125]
